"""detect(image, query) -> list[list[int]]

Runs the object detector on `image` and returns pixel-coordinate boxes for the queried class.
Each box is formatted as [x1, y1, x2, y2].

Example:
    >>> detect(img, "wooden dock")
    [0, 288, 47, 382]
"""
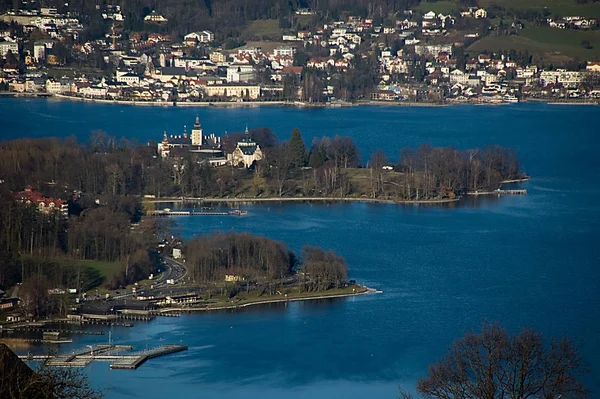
[19, 344, 187, 370]
[147, 209, 247, 217]
[109, 345, 188, 369]
[467, 189, 527, 196]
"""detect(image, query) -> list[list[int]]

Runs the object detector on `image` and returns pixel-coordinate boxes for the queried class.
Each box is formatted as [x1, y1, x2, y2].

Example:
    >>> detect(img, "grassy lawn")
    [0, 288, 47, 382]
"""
[416, 0, 461, 14]
[79, 259, 124, 290]
[478, 0, 600, 18]
[244, 19, 282, 39]
[467, 28, 600, 61]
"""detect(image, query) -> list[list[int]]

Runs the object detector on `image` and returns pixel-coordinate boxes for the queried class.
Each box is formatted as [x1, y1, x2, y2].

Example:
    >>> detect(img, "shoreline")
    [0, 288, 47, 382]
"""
[167, 286, 377, 312]
[145, 196, 461, 205]
[3, 93, 597, 108]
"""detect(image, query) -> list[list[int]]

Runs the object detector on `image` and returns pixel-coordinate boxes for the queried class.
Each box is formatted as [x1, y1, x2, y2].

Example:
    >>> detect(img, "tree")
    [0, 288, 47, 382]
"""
[0, 344, 103, 399]
[287, 128, 307, 168]
[19, 276, 51, 318]
[411, 322, 589, 399]
[301, 246, 348, 291]
[369, 150, 388, 198]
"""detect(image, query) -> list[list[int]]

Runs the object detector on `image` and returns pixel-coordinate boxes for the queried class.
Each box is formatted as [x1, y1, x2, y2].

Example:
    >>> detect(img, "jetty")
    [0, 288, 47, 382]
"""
[19, 343, 187, 370]
[467, 189, 527, 196]
[147, 209, 247, 217]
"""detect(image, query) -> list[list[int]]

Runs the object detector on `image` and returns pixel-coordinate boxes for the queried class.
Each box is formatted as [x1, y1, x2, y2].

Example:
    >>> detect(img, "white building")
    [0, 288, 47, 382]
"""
[0, 40, 19, 57]
[45, 79, 62, 93]
[227, 127, 263, 168]
[34, 42, 47, 61]
[144, 11, 168, 23]
[227, 64, 256, 83]
[117, 72, 140, 86]
[273, 46, 296, 57]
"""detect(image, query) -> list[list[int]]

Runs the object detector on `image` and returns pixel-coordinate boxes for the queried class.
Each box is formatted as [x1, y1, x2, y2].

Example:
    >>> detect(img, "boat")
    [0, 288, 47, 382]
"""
[228, 209, 248, 216]
[503, 95, 519, 103]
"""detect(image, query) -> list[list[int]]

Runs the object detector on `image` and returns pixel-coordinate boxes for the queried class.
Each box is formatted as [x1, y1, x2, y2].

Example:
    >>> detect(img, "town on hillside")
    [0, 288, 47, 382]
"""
[0, 1, 599, 104]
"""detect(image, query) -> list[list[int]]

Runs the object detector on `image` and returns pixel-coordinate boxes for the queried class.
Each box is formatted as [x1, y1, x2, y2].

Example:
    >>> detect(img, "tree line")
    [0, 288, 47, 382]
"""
[0, 129, 523, 202]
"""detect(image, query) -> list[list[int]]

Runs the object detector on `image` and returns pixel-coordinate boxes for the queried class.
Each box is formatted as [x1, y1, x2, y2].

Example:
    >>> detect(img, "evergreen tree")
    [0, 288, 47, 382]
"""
[288, 128, 307, 168]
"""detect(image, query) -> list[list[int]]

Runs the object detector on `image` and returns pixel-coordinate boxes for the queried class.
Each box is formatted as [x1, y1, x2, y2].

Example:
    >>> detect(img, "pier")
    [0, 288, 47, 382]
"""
[467, 189, 527, 196]
[19, 343, 187, 370]
[147, 209, 247, 217]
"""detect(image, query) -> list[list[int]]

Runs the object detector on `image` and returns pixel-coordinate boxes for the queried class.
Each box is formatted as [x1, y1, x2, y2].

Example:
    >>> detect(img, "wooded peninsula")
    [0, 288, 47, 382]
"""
[0, 128, 524, 320]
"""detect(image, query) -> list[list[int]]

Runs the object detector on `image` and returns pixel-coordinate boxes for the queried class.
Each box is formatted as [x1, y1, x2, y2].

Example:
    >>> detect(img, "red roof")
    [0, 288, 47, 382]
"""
[14, 186, 64, 207]
[282, 66, 303, 74]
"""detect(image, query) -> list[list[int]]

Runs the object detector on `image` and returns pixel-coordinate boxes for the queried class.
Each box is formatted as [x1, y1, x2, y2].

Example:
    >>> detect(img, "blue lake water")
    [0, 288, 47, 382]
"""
[2, 99, 600, 398]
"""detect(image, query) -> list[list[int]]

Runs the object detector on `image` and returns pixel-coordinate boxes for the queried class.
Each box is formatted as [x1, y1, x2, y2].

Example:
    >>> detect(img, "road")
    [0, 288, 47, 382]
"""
[110, 257, 188, 300]
[152, 257, 187, 288]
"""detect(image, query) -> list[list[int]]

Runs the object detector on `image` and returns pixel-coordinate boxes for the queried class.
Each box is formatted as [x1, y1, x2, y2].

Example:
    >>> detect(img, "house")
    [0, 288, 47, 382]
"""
[0, 298, 18, 311]
[210, 51, 226, 63]
[14, 186, 68, 216]
[144, 11, 168, 23]
[586, 62, 600, 72]
[474, 8, 487, 19]
[116, 72, 140, 86]
[371, 90, 397, 101]
[0, 39, 19, 56]
[478, 54, 491, 64]
[184, 31, 214, 45]
[449, 69, 469, 85]
[297, 30, 311, 39]
[172, 248, 182, 259]
[45, 78, 62, 93]
[227, 127, 263, 168]
[273, 46, 296, 57]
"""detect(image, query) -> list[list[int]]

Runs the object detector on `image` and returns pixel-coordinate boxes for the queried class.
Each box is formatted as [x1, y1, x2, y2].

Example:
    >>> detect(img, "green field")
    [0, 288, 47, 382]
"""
[244, 19, 282, 39]
[478, 0, 600, 18]
[468, 27, 600, 61]
[79, 259, 124, 289]
[416, 0, 461, 14]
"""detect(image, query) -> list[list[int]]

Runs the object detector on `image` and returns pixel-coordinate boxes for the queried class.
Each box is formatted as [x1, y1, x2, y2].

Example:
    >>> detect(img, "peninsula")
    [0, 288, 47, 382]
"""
[0, 125, 523, 342]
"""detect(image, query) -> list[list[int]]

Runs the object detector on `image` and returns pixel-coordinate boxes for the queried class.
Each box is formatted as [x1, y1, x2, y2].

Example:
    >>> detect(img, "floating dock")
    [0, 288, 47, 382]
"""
[19, 344, 187, 370]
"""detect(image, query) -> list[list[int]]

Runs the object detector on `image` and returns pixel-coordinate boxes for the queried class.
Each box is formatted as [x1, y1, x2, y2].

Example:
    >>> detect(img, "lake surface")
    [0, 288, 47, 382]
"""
[2, 99, 600, 398]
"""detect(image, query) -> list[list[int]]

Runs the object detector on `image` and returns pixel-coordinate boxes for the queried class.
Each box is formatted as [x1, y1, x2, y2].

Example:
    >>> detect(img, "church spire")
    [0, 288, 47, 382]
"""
[194, 115, 201, 128]
[163, 131, 168, 142]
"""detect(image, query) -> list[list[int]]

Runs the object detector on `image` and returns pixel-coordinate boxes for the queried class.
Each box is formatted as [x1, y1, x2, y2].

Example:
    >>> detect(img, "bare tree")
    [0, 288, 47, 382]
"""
[416, 322, 589, 399]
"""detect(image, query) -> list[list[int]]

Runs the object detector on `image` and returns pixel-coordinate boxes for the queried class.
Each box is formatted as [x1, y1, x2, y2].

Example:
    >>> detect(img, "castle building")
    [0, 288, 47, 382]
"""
[157, 116, 226, 165]
[227, 126, 263, 168]
[157, 126, 192, 158]
[190, 116, 203, 146]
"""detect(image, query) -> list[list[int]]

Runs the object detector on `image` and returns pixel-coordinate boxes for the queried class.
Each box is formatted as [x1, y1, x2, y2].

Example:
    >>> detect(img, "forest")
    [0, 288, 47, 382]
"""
[185, 232, 349, 292]
[0, 129, 523, 202]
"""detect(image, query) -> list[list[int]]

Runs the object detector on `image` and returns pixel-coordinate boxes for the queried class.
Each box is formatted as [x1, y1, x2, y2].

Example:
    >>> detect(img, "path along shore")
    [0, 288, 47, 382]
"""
[146, 196, 461, 205]
[6, 93, 597, 107]
[166, 286, 378, 313]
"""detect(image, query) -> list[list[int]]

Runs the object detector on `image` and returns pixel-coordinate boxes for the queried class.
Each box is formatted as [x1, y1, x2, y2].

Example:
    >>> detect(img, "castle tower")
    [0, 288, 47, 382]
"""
[191, 115, 203, 146]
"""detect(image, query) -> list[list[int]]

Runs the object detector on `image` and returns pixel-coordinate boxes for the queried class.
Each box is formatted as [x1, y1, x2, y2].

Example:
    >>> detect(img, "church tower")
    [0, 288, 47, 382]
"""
[191, 115, 203, 146]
